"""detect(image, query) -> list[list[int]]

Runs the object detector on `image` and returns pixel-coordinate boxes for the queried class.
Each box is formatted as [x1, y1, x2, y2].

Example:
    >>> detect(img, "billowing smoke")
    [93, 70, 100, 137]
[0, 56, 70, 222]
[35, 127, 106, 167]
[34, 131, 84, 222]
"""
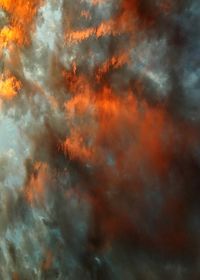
[0, 0, 200, 279]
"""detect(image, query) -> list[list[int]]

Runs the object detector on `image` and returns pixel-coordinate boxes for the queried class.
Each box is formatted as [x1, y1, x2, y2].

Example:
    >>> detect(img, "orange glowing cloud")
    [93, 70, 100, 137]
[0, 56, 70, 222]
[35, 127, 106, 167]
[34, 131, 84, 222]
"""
[96, 52, 129, 81]
[0, 74, 21, 99]
[0, 0, 42, 48]
[0, 0, 42, 104]
[0, 26, 22, 48]
[62, 67, 174, 177]
[66, 15, 135, 44]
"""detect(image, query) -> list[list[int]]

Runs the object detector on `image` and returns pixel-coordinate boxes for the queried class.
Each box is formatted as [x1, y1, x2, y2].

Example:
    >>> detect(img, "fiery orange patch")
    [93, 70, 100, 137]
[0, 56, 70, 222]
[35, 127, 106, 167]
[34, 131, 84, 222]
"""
[62, 68, 174, 177]
[0, 26, 22, 48]
[0, 0, 42, 103]
[0, 74, 21, 99]
[66, 15, 135, 44]
[96, 52, 129, 81]
[0, 0, 42, 47]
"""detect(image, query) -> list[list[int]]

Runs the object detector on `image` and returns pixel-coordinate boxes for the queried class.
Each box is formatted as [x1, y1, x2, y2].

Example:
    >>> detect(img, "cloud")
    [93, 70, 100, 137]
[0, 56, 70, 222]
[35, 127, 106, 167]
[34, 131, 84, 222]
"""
[0, 0, 199, 278]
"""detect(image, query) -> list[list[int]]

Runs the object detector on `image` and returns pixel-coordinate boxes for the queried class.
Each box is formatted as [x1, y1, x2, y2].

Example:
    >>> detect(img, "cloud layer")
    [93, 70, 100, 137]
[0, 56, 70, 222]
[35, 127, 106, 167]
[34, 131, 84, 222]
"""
[0, 0, 199, 278]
